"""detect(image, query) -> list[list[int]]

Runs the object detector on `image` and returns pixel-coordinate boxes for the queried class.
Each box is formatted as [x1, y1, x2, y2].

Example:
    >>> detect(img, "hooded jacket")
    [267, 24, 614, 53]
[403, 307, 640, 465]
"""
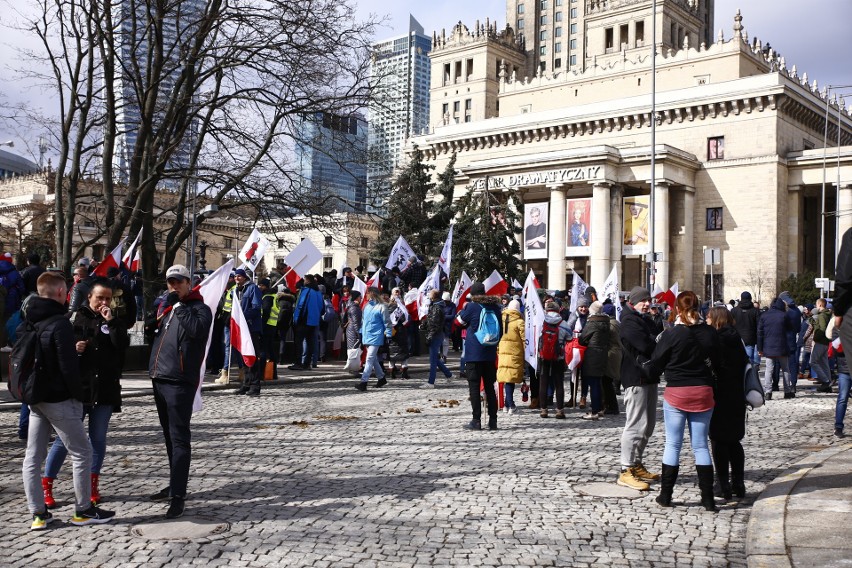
[757, 298, 794, 357]
[293, 284, 324, 327]
[730, 297, 759, 345]
[148, 290, 213, 385]
[709, 325, 748, 442]
[497, 308, 525, 384]
[619, 303, 658, 387]
[71, 304, 128, 410]
[649, 321, 721, 388]
[21, 296, 83, 403]
[0, 259, 25, 315]
[456, 294, 502, 362]
[538, 311, 572, 363]
[579, 313, 611, 377]
[361, 300, 392, 346]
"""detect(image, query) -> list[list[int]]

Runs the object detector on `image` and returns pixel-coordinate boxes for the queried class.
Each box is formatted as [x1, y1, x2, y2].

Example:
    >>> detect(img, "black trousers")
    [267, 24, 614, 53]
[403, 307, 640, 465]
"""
[152, 380, 195, 499]
[262, 325, 279, 380]
[465, 361, 498, 423]
[243, 332, 265, 392]
[538, 360, 566, 410]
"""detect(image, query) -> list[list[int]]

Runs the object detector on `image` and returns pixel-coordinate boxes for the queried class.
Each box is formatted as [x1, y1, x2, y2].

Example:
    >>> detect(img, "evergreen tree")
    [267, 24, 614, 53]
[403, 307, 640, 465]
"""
[453, 181, 523, 282]
[423, 153, 457, 261]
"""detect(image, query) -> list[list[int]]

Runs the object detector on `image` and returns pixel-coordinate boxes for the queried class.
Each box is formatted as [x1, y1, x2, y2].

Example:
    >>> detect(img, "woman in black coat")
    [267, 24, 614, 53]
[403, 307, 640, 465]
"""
[578, 301, 610, 420]
[706, 306, 749, 499]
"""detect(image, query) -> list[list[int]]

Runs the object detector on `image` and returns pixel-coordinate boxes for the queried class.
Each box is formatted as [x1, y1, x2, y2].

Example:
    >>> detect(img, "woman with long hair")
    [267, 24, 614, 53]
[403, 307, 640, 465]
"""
[705, 306, 749, 499]
[355, 287, 391, 391]
[650, 291, 722, 511]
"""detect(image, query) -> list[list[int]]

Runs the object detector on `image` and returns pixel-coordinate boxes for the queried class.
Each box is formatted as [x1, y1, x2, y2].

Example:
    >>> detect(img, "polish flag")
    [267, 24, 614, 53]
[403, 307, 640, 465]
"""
[660, 282, 679, 309]
[451, 271, 472, 313]
[366, 270, 381, 290]
[652, 281, 665, 301]
[511, 278, 522, 291]
[351, 275, 368, 309]
[483, 269, 508, 296]
[282, 267, 300, 293]
[192, 259, 234, 412]
[229, 286, 256, 368]
[91, 239, 125, 277]
[122, 230, 142, 269]
[129, 249, 141, 273]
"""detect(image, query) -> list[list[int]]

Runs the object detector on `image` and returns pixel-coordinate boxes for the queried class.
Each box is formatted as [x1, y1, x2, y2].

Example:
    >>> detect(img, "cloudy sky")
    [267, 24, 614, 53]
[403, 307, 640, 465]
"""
[1, 0, 850, 161]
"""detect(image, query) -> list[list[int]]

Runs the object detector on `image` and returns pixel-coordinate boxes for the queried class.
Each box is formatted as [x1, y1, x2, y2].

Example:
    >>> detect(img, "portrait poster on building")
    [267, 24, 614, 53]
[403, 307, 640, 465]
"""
[565, 198, 591, 257]
[523, 203, 548, 259]
[622, 195, 650, 256]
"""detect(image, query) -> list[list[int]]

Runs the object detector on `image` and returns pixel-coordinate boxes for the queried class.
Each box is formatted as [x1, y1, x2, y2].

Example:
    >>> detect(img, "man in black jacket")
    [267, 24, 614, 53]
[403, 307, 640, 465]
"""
[731, 291, 760, 369]
[616, 286, 660, 492]
[833, 227, 852, 437]
[148, 264, 213, 519]
[22, 271, 115, 530]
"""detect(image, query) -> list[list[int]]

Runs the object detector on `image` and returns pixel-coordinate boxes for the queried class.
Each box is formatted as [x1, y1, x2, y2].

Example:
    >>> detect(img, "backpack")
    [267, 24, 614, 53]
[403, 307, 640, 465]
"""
[539, 322, 561, 361]
[474, 306, 501, 346]
[7, 315, 64, 404]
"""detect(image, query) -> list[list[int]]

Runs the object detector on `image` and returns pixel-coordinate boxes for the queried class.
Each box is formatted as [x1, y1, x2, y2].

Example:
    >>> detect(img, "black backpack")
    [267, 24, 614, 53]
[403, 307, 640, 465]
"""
[7, 315, 64, 404]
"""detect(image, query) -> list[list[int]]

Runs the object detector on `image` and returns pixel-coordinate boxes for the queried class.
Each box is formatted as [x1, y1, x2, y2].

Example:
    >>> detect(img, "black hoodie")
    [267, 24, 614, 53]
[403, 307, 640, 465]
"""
[731, 298, 759, 345]
[21, 296, 83, 403]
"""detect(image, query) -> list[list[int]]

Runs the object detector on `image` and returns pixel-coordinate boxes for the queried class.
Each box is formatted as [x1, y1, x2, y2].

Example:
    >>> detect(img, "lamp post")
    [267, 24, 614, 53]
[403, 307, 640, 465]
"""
[820, 84, 852, 284]
[647, 0, 658, 292]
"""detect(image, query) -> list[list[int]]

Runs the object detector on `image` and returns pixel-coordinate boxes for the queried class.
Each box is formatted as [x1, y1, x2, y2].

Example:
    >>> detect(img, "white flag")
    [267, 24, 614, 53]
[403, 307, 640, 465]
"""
[511, 278, 522, 291]
[385, 236, 417, 270]
[284, 238, 323, 277]
[522, 270, 545, 370]
[193, 259, 234, 412]
[238, 228, 270, 272]
[438, 225, 453, 278]
[569, 271, 589, 314]
[417, 264, 442, 318]
[601, 264, 622, 321]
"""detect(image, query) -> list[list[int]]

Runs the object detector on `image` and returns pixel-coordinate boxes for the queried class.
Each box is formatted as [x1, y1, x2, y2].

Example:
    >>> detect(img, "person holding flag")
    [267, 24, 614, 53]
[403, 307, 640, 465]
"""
[231, 269, 264, 394]
[147, 265, 212, 519]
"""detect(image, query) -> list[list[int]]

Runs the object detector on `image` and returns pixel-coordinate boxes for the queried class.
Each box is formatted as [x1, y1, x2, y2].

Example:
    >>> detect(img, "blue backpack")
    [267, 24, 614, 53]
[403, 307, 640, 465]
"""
[474, 306, 501, 346]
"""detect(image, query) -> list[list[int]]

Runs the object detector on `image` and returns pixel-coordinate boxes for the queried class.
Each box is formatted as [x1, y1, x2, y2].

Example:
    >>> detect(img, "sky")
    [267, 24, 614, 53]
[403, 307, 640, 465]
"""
[1, 0, 850, 161]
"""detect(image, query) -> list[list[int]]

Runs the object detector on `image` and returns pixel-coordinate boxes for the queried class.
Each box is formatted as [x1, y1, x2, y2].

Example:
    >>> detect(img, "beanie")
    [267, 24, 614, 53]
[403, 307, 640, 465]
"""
[628, 286, 652, 305]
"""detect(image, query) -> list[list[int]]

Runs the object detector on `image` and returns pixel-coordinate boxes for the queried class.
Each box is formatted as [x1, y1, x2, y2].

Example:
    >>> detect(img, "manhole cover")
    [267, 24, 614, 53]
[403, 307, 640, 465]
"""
[573, 482, 651, 499]
[132, 517, 229, 540]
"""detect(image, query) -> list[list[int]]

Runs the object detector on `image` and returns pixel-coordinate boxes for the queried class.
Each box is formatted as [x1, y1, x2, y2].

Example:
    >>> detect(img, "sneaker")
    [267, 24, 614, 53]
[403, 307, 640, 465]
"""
[783, 392, 796, 399]
[288, 364, 305, 371]
[502, 407, 510, 414]
[554, 410, 566, 419]
[580, 412, 599, 421]
[508, 407, 518, 416]
[816, 383, 832, 393]
[375, 377, 388, 388]
[633, 463, 661, 482]
[540, 409, 548, 418]
[31, 511, 53, 531]
[0, 345, 12, 353]
[149, 486, 171, 501]
[70, 505, 115, 526]
[355, 382, 367, 392]
[419, 382, 436, 389]
[616, 468, 650, 491]
[165, 497, 185, 519]
[836, 428, 845, 438]
[463, 420, 482, 431]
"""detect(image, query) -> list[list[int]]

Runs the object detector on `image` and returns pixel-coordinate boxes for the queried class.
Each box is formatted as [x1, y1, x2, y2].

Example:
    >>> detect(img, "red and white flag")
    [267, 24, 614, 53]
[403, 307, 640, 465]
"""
[483, 269, 508, 296]
[122, 230, 142, 268]
[438, 225, 453, 278]
[230, 287, 257, 368]
[91, 239, 125, 277]
[652, 281, 665, 301]
[451, 271, 472, 313]
[366, 270, 381, 290]
[660, 282, 679, 309]
[239, 228, 270, 272]
[351, 275, 368, 309]
[192, 259, 234, 412]
[129, 249, 141, 273]
[511, 278, 522, 291]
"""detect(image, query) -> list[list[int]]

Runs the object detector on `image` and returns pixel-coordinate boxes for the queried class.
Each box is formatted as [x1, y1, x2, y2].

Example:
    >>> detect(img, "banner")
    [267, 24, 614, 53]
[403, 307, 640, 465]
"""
[569, 271, 589, 314]
[193, 259, 234, 412]
[622, 196, 650, 256]
[522, 270, 545, 370]
[284, 238, 323, 278]
[438, 225, 453, 279]
[239, 228, 270, 272]
[417, 264, 442, 318]
[523, 203, 548, 260]
[565, 198, 592, 257]
[600, 264, 622, 321]
[385, 236, 417, 270]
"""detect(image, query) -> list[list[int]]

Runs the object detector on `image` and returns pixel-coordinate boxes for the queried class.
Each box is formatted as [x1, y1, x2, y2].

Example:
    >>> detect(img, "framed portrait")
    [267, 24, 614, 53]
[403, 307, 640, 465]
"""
[565, 198, 592, 257]
[622, 195, 650, 256]
[706, 207, 723, 231]
[523, 203, 549, 259]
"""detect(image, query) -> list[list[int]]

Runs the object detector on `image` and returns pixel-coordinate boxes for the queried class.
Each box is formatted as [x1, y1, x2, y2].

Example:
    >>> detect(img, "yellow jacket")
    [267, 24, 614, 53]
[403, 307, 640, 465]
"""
[497, 309, 526, 384]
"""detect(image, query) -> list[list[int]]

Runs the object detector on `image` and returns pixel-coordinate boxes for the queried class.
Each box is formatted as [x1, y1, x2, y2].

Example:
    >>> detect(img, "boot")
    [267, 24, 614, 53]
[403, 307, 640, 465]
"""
[90, 473, 101, 505]
[697, 465, 717, 512]
[716, 472, 732, 500]
[42, 477, 57, 509]
[579, 396, 587, 409]
[402, 367, 410, 379]
[530, 397, 539, 409]
[215, 369, 229, 384]
[391, 367, 398, 379]
[655, 464, 678, 507]
[238, 367, 246, 383]
[731, 475, 746, 498]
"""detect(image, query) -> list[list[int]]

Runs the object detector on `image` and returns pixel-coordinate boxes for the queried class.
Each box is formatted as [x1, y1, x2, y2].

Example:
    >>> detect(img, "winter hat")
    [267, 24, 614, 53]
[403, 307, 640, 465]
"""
[259, 278, 271, 287]
[442, 292, 452, 301]
[508, 299, 521, 311]
[470, 282, 486, 296]
[602, 304, 616, 317]
[588, 301, 602, 315]
[576, 296, 591, 308]
[741, 291, 752, 301]
[234, 268, 248, 278]
[544, 300, 559, 312]
[628, 286, 652, 305]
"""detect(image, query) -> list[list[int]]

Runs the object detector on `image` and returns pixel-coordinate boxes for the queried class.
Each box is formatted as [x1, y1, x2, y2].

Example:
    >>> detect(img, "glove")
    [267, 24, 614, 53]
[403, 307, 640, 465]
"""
[166, 291, 180, 307]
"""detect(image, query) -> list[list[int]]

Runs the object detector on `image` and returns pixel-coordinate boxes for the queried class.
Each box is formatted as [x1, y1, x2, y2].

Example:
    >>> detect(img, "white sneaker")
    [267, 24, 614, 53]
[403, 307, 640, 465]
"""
[0, 345, 12, 353]
[502, 407, 509, 414]
[508, 407, 518, 416]
[419, 382, 436, 389]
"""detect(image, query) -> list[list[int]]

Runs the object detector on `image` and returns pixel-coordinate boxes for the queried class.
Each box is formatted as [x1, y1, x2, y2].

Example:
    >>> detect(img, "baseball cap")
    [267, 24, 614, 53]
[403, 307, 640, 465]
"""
[165, 264, 191, 281]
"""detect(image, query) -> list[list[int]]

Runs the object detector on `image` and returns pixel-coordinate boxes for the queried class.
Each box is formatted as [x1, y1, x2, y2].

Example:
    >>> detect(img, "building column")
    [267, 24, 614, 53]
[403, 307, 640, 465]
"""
[547, 184, 568, 290]
[609, 183, 624, 284]
[839, 184, 852, 251]
[788, 185, 803, 276]
[653, 181, 670, 292]
[591, 181, 612, 289]
[682, 187, 695, 291]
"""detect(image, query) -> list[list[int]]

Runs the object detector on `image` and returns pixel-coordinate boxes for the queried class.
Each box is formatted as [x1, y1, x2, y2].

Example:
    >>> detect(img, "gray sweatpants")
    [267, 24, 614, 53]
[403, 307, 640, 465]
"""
[810, 343, 832, 385]
[23, 399, 92, 513]
[620, 385, 658, 468]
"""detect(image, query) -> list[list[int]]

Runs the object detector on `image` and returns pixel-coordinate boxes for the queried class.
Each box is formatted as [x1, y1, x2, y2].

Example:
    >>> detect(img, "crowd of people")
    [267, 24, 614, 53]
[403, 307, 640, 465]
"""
[8, 226, 851, 530]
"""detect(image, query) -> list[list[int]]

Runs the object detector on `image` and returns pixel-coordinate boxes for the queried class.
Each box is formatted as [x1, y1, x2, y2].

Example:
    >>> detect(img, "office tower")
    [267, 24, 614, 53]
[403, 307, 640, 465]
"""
[295, 112, 368, 213]
[367, 15, 432, 182]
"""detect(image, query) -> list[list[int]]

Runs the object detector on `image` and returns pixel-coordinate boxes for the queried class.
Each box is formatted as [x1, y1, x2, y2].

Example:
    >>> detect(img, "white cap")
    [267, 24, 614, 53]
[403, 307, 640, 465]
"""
[166, 264, 191, 281]
[442, 292, 452, 301]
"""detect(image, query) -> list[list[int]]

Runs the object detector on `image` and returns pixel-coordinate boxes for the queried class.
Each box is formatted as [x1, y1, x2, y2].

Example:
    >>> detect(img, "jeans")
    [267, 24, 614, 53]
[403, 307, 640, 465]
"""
[620, 385, 658, 467]
[18, 403, 29, 439]
[153, 380, 194, 499]
[744, 344, 761, 368]
[466, 361, 498, 423]
[585, 375, 603, 413]
[763, 356, 793, 394]
[360, 344, 385, 382]
[135, 294, 144, 320]
[293, 324, 318, 367]
[504, 383, 516, 408]
[836, 372, 851, 432]
[428, 335, 451, 384]
[223, 325, 232, 369]
[789, 347, 800, 387]
[24, 399, 92, 513]
[800, 350, 812, 378]
[662, 399, 713, 466]
[810, 343, 831, 385]
[45, 404, 113, 477]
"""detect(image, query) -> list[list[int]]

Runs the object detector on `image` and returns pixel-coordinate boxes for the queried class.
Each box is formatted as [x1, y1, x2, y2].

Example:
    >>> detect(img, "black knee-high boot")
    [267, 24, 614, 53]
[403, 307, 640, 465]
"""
[729, 441, 746, 498]
[712, 442, 732, 499]
[655, 464, 679, 507]
[696, 465, 717, 512]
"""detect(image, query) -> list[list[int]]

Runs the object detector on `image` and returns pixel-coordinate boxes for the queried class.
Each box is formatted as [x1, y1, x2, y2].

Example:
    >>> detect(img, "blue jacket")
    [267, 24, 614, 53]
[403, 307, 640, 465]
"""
[757, 298, 794, 357]
[235, 282, 263, 333]
[0, 260, 25, 315]
[361, 300, 391, 346]
[779, 293, 802, 352]
[293, 285, 324, 327]
[456, 295, 502, 362]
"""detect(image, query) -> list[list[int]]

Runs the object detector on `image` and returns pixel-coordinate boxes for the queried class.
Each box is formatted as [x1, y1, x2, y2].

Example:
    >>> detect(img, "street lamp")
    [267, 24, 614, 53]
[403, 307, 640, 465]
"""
[189, 203, 220, 282]
[820, 84, 852, 284]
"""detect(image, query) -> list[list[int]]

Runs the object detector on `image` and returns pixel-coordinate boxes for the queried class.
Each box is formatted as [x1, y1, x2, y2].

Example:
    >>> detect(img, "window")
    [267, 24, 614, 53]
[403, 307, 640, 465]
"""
[465, 99, 472, 110]
[556, 0, 563, 5]
[540, 45, 547, 55]
[803, 139, 815, 150]
[706, 207, 723, 231]
[570, 7, 577, 17]
[360, 237, 369, 248]
[570, 23, 577, 33]
[224, 238, 233, 249]
[325, 235, 333, 246]
[540, 0, 548, 9]
[620, 24, 629, 48]
[443, 63, 450, 85]
[323, 256, 333, 270]
[277, 239, 284, 248]
[605, 27, 614, 51]
[555, 27, 562, 37]
[636, 21, 645, 45]
[540, 15, 548, 25]
[540, 30, 547, 41]
[708, 136, 725, 160]
[517, 18, 524, 29]
[570, 38, 577, 49]
[442, 103, 449, 117]
[465, 58, 474, 79]
[517, 4, 524, 13]
[556, 12, 563, 22]
[554, 57, 562, 68]
[570, 54, 577, 66]
[453, 101, 460, 112]
[540, 61, 546, 72]
[555, 42, 562, 53]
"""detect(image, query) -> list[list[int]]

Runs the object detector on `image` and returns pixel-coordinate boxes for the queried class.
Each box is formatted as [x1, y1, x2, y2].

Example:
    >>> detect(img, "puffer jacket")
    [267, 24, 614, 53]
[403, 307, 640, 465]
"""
[293, 284, 324, 327]
[343, 300, 362, 349]
[361, 300, 392, 346]
[497, 308, 525, 384]
[579, 314, 611, 377]
[606, 317, 622, 380]
[757, 298, 793, 357]
[456, 295, 502, 362]
[71, 305, 128, 410]
[537, 311, 572, 363]
[619, 303, 658, 387]
[149, 291, 213, 385]
[425, 300, 446, 343]
[234, 282, 263, 333]
[20, 296, 82, 403]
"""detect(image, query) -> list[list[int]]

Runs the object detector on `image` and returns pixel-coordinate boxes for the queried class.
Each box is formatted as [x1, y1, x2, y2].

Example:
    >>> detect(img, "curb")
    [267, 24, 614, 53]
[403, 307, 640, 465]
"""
[745, 443, 852, 568]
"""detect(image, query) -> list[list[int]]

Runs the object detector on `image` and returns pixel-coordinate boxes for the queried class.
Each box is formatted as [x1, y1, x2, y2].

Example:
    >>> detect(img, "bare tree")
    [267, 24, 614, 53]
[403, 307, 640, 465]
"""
[739, 261, 775, 305]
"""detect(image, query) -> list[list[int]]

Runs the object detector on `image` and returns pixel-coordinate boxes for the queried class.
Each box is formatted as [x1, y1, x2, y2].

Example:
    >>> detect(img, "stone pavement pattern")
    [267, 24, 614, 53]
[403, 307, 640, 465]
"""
[0, 370, 844, 568]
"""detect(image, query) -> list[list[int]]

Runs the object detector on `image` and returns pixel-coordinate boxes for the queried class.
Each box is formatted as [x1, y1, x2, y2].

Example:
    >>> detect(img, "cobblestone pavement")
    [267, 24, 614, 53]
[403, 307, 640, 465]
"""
[0, 368, 843, 568]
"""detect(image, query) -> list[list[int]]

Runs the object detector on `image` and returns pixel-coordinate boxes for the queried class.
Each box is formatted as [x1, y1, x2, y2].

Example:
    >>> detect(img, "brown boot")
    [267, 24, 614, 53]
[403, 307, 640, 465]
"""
[579, 396, 587, 409]
[530, 397, 539, 409]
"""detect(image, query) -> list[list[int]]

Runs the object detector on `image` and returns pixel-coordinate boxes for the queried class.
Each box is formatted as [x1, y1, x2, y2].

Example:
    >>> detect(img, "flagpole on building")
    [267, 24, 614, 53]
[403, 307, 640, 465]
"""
[647, 0, 657, 293]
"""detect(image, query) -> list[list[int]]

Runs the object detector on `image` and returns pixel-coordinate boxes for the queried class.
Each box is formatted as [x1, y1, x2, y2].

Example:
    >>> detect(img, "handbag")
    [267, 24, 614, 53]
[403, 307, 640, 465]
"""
[744, 362, 764, 409]
[343, 347, 362, 373]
